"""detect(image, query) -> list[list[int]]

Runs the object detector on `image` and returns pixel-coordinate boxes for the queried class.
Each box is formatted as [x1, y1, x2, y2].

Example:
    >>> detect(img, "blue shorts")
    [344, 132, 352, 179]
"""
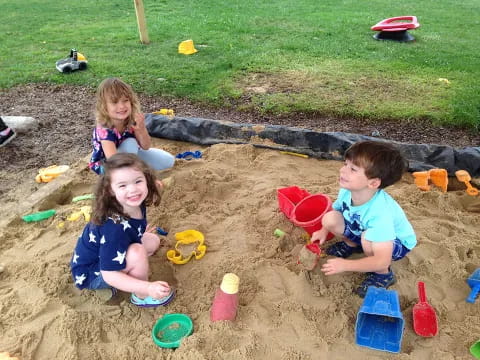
[343, 224, 410, 261]
[89, 272, 111, 290]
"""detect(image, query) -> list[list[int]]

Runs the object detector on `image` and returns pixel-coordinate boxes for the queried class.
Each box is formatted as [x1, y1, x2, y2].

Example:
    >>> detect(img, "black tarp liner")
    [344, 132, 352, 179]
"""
[146, 114, 480, 177]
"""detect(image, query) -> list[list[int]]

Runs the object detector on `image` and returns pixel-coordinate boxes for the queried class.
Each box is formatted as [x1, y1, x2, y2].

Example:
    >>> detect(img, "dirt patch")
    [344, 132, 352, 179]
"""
[0, 83, 478, 206]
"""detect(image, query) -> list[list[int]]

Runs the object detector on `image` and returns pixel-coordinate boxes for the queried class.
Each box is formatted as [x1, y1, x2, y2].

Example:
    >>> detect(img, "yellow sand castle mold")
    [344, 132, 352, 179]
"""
[166, 229, 206, 264]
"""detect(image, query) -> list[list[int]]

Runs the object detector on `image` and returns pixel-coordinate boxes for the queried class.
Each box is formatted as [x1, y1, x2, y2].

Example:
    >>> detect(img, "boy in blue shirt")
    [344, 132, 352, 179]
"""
[311, 141, 416, 297]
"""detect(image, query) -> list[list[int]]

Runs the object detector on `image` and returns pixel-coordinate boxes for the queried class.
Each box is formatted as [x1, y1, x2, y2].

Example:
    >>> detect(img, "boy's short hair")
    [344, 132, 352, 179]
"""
[345, 140, 408, 188]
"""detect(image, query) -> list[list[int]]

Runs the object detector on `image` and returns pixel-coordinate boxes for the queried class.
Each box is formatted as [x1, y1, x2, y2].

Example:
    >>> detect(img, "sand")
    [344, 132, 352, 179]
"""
[0, 138, 479, 360]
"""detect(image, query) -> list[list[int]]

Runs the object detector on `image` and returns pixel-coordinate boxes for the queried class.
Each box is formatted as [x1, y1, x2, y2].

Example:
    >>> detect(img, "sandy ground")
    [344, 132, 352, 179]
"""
[0, 137, 479, 360]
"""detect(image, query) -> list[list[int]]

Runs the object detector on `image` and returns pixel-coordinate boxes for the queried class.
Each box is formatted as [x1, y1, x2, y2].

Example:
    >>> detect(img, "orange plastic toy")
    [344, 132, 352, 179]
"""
[412, 171, 430, 191]
[455, 170, 479, 196]
[412, 168, 448, 193]
[429, 169, 448, 193]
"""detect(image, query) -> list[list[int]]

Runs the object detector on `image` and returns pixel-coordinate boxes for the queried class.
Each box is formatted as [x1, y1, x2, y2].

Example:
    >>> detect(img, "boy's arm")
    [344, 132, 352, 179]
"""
[132, 113, 152, 150]
[321, 241, 393, 275]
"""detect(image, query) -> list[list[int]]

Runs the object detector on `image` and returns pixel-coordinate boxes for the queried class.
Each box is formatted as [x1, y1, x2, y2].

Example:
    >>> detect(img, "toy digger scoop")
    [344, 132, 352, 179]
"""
[455, 170, 479, 196]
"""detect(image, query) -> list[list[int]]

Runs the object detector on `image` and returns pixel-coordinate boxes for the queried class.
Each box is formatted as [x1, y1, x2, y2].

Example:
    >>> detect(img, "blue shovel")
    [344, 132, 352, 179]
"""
[466, 268, 480, 303]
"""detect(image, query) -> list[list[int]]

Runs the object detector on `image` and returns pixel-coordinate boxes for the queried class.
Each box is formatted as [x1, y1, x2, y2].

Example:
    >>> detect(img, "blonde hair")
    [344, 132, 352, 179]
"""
[95, 77, 141, 128]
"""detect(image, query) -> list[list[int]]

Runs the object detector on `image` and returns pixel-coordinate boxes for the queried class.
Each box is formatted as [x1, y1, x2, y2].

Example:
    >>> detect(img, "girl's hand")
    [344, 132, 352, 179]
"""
[144, 224, 167, 247]
[132, 113, 146, 130]
[147, 281, 171, 299]
[145, 224, 157, 234]
[321, 258, 347, 275]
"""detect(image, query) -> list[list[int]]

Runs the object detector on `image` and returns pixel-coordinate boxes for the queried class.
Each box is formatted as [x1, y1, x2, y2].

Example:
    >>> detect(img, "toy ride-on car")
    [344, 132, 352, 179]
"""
[55, 49, 88, 73]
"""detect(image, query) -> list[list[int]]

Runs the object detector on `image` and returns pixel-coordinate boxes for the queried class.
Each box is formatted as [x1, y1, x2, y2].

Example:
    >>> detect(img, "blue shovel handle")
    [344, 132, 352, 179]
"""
[176, 151, 202, 160]
[467, 285, 480, 303]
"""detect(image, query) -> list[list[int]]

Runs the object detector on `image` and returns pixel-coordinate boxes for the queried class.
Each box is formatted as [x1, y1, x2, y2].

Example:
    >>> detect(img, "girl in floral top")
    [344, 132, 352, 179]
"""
[89, 77, 175, 175]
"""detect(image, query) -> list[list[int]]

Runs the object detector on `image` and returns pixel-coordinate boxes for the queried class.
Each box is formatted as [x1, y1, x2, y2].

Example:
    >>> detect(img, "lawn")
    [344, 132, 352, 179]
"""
[1, 0, 479, 129]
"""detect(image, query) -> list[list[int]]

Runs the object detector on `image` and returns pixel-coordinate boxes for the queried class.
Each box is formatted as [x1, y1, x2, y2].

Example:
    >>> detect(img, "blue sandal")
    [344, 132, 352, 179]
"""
[356, 269, 396, 298]
[326, 241, 363, 258]
[131, 290, 175, 307]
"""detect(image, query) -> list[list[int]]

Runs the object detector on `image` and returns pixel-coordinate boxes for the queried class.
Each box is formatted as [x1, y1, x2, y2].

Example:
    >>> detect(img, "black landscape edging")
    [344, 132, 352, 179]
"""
[146, 114, 480, 177]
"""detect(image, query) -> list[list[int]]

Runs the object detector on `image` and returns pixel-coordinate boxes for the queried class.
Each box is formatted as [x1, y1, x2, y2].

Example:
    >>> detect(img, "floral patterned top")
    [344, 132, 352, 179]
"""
[89, 126, 136, 174]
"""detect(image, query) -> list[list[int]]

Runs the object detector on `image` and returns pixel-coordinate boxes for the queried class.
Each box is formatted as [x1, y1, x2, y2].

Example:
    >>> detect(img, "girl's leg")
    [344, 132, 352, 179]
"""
[141, 232, 161, 256]
[123, 243, 149, 280]
[137, 147, 175, 171]
[117, 137, 140, 154]
[121, 243, 152, 298]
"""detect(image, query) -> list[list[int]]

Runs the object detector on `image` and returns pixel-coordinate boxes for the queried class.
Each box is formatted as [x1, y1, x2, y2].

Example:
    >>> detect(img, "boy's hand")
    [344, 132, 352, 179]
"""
[147, 281, 171, 299]
[321, 258, 347, 275]
[311, 228, 328, 245]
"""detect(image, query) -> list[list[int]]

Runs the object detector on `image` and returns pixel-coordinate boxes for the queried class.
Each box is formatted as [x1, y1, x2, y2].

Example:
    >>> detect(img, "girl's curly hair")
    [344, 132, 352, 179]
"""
[92, 153, 161, 225]
[95, 77, 141, 129]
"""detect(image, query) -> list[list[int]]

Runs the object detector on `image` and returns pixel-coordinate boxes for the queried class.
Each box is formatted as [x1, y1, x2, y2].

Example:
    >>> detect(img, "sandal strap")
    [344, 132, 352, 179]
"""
[326, 241, 362, 258]
[131, 290, 175, 307]
[356, 271, 396, 298]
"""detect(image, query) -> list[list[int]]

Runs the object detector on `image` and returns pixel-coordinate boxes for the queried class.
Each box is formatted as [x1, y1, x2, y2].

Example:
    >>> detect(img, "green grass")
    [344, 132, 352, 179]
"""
[1, 0, 479, 129]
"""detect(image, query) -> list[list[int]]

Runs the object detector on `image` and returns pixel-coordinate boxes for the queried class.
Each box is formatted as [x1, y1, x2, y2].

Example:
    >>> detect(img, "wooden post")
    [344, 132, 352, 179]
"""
[133, 0, 150, 44]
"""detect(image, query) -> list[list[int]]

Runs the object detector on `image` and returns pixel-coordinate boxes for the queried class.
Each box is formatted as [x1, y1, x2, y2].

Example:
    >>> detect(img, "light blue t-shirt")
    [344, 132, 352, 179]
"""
[333, 188, 416, 250]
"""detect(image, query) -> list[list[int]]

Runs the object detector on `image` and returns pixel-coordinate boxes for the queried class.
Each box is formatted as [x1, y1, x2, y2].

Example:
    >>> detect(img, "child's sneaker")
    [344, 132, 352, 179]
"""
[130, 289, 175, 308]
[356, 269, 396, 298]
[326, 241, 363, 258]
[0, 127, 16, 148]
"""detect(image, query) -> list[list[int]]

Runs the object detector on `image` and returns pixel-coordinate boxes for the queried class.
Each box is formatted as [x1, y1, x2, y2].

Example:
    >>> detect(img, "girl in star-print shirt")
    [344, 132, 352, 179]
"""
[70, 153, 175, 308]
[88, 77, 175, 175]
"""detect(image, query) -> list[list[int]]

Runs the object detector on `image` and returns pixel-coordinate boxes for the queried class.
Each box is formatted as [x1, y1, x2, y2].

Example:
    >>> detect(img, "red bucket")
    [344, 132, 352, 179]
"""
[277, 186, 311, 220]
[292, 193, 334, 236]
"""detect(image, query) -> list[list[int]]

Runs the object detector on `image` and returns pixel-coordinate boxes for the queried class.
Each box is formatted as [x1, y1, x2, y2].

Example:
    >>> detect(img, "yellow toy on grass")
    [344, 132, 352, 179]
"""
[178, 40, 198, 55]
[166, 230, 206, 264]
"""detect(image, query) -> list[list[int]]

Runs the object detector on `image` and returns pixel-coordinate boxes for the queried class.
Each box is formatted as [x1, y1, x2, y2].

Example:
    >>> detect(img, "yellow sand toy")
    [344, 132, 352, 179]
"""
[178, 39, 198, 55]
[166, 230, 206, 264]
[0, 352, 19, 360]
[67, 206, 92, 222]
[35, 165, 70, 183]
[153, 109, 175, 116]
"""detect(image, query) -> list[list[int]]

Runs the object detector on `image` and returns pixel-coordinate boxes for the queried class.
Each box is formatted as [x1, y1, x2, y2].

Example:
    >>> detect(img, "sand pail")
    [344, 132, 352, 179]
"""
[291, 193, 332, 236]
[277, 186, 311, 220]
[355, 287, 404, 353]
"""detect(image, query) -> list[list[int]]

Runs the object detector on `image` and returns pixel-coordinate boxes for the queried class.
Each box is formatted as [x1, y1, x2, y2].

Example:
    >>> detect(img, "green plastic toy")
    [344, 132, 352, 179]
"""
[72, 194, 95, 203]
[152, 313, 193, 348]
[22, 209, 56, 223]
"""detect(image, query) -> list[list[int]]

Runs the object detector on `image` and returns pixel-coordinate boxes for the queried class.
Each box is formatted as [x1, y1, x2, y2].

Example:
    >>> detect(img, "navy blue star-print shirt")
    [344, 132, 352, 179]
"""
[70, 207, 146, 290]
